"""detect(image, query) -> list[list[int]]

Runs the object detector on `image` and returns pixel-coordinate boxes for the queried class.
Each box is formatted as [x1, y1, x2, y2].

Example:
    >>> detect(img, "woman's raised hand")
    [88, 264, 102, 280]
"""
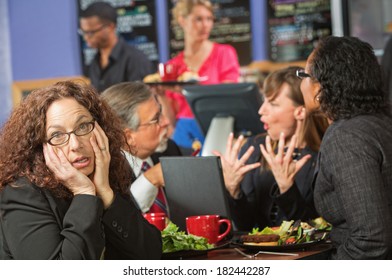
[260, 132, 311, 194]
[43, 143, 96, 196]
[213, 133, 261, 199]
[89, 122, 114, 208]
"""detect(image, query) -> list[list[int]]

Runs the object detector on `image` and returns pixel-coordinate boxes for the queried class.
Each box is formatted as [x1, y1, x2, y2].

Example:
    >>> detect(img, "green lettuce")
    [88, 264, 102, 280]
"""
[161, 221, 214, 253]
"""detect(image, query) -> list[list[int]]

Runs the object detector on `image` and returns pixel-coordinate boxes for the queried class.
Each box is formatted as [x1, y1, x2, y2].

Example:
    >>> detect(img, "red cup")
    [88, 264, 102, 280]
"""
[143, 213, 167, 231]
[186, 215, 232, 244]
[158, 63, 178, 81]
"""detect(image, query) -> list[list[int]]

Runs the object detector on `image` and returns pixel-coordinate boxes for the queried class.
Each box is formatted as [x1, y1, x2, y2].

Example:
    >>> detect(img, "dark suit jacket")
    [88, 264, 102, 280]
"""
[314, 114, 392, 259]
[150, 139, 182, 165]
[0, 177, 162, 259]
[227, 135, 319, 231]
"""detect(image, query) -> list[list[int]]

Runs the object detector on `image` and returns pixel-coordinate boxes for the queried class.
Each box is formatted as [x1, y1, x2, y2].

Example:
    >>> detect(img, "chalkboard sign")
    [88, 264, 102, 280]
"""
[267, 0, 332, 62]
[168, 0, 252, 66]
[78, 0, 159, 73]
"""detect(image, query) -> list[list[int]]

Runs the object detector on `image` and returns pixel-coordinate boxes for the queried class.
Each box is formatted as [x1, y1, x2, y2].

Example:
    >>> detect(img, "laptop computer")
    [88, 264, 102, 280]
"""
[160, 156, 232, 231]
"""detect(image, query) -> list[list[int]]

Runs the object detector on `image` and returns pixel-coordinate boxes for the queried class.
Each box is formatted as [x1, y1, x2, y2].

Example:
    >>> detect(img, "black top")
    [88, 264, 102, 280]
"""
[227, 135, 319, 231]
[88, 37, 154, 92]
[0, 177, 162, 259]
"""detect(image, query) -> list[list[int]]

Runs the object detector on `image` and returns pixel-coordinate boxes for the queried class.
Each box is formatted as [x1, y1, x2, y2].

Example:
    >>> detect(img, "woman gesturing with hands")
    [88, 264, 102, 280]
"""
[214, 133, 261, 199]
[218, 67, 328, 231]
[260, 133, 311, 195]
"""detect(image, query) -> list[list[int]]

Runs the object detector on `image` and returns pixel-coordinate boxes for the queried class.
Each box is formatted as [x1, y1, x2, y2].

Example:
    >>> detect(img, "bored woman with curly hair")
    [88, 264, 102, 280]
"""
[0, 80, 162, 259]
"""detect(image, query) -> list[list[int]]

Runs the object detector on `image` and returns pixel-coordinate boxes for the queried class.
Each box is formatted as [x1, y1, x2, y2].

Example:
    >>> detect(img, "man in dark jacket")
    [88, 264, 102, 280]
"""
[79, 2, 154, 92]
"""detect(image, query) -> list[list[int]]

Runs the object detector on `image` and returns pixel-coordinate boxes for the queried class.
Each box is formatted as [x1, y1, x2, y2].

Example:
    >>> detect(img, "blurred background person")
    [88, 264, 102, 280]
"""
[101, 82, 181, 215]
[0, 81, 161, 259]
[216, 66, 329, 231]
[157, 0, 240, 154]
[79, 1, 154, 92]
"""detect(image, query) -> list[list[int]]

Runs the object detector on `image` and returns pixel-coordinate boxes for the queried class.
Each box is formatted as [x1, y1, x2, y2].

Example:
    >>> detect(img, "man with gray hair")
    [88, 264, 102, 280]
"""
[101, 82, 181, 214]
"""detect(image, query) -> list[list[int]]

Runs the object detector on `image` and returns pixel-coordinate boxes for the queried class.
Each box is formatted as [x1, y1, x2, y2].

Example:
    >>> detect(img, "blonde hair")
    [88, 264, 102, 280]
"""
[171, 0, 214, 25]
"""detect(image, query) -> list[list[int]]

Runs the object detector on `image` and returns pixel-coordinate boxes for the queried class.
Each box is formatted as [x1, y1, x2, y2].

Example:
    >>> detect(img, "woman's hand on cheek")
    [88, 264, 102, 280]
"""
[43, 143, 95, 196]
[90, 122, 114, 208]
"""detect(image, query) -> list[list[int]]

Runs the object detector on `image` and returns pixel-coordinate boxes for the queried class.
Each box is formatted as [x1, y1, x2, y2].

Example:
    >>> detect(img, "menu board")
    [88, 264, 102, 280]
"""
[78, 0, 159, 73]
[168, 0, 252, 66]
[267, 0, 332, 62]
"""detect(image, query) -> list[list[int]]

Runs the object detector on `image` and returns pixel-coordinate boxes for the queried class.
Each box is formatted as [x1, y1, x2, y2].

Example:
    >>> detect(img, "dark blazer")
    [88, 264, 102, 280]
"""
[150, 139, 182, 165]
[314, 114, 392, 259]
[227, 135, 319, 231]
[0, 177, 162, 260]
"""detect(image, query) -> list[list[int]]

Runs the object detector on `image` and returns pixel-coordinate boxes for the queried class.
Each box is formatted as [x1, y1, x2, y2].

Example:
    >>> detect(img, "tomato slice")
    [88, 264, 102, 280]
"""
[285, 237, 296, 244]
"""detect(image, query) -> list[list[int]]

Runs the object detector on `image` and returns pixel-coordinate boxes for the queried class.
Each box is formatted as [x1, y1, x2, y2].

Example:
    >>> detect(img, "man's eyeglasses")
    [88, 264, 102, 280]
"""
[47, 121, 95, 146]
[296, 69, 312, 79]
[138, 109, 163, 128]
[78, 24, 107, 37]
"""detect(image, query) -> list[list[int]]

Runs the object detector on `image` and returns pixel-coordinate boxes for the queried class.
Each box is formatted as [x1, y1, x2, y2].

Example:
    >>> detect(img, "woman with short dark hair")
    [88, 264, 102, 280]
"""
[263, 36, 392, 259]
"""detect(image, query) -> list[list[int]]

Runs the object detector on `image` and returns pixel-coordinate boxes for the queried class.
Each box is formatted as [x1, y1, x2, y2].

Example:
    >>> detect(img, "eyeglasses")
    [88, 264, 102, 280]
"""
[47, 121, 95, 146]
[296, 69, 312, 79]
[78, 24, 107, 37]
[138, 108, 163, 128]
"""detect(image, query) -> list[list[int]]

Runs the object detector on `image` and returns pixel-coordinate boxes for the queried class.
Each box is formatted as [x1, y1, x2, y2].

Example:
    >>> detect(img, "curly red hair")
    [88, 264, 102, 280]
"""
[0, 80, 134, 198]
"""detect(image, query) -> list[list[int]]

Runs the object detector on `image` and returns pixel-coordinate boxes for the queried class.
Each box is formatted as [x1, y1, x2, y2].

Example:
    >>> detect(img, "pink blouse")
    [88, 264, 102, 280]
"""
[166, 43, 240, 118]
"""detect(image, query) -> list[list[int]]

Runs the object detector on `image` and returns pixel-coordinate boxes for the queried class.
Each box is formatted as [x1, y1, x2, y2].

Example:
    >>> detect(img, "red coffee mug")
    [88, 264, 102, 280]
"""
[143, 213, 166, 231]
[158, 63, 178, 81]
[186, 215, 232, 244]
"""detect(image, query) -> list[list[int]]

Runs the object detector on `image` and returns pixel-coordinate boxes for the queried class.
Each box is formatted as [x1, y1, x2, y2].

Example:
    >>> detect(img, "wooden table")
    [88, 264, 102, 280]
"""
[204, 243, 333, 260]
[163, 243, 333, 260]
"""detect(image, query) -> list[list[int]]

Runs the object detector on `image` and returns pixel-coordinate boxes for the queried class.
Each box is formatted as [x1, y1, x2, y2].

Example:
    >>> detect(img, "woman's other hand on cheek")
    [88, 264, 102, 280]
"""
[43, 143, 96, 196]
[89, 122, 114, 208]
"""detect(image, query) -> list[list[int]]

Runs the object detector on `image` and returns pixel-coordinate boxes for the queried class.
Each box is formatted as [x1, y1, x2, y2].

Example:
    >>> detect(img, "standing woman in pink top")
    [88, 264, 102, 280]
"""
[160, 0, 240, 154]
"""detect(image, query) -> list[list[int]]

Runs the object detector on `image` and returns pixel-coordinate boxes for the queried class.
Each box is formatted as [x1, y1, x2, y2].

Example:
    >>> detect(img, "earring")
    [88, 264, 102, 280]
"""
[316, 96, 320, 101]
